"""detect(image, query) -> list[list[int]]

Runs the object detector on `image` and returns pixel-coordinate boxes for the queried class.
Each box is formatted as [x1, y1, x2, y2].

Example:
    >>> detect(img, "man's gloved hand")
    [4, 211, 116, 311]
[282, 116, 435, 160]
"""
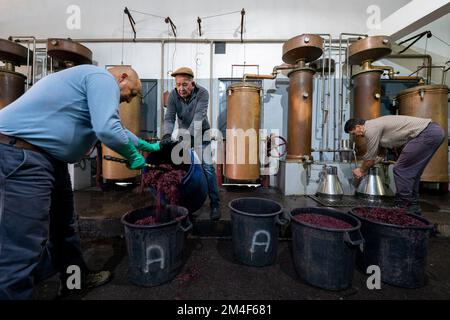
[160, 133, 178, 152]
[160, 138, 179, 152]
[161, 133, 172, 144]
[137, 139, 161, 153]
[117, 140, 147, 170]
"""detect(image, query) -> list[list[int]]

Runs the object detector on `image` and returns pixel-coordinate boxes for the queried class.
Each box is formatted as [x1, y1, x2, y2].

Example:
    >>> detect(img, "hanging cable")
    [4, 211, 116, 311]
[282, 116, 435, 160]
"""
[121, 12, 125, 65]
[398, 30, 432, 54]
[127, 9, 165, 19]
[433, 33, 450, 47]
[122, 7, 177, 40]
[123, 7, 137, 42]
[197, 17, 202, 37]
[240, 8, 245, 43]
[200, 10, 241, 20]
[196, 9, 245, 38]
[165, 17, 177, 37]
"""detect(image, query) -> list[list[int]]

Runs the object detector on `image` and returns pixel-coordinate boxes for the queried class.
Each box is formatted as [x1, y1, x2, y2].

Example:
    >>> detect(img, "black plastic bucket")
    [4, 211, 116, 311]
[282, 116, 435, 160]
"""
[121, 205, 192, 287]
[349, 207, 433, 288]
[229, 197, 286, 267]
[289, 207, 364, 291]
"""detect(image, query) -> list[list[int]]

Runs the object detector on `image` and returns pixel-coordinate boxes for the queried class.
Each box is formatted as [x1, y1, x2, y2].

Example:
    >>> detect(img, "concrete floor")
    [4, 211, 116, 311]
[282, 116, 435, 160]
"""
[32, 185, 450, 300]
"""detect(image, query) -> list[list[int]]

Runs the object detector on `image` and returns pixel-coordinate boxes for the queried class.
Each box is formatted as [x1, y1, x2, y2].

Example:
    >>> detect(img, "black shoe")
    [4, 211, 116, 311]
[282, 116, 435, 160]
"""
[58, 270, 112, 298]
[210, 207, 221, 221]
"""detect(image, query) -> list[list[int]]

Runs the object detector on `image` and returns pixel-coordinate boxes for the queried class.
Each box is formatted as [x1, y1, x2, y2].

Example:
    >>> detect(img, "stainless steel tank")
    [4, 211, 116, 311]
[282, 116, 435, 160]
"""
[397, 84, 449, 182]
[102, 94, 142, 181]
[225, 82, 262, 181]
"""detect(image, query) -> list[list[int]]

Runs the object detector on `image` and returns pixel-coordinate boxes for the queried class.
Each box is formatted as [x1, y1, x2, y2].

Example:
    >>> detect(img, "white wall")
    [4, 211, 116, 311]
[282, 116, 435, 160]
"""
[0, 0, 411, 40]
[5, 0, 440, 148]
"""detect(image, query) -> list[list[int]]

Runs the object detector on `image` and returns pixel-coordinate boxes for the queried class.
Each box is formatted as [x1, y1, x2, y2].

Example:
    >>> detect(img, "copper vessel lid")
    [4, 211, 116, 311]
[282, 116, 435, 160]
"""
[397, 84, 449, 98]
[348, 36, 391, 65]
[0, 69, 27, 79]
[0, 38, 31, 65]
[309, 58, 335, 74]
[47, 38, 93, 65]
[227, 82, 262, 91]
[287, 67, 316, 77]
[351, 68, 383, 78]
[282, 34, 323, 64]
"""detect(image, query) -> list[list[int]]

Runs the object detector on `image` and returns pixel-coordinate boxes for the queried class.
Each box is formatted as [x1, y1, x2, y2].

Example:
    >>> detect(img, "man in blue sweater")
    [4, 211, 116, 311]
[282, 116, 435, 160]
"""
[0, 65, 164, 299]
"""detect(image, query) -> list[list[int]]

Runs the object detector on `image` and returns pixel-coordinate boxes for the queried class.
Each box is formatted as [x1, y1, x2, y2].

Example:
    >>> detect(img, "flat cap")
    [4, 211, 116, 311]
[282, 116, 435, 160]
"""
[171, 67, 194, 78]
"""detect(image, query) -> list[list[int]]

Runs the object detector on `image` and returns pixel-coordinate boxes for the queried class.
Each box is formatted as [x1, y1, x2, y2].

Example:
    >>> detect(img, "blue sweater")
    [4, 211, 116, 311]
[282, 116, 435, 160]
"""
[164, 85, 210, 137]
[0, 65, 138, 163]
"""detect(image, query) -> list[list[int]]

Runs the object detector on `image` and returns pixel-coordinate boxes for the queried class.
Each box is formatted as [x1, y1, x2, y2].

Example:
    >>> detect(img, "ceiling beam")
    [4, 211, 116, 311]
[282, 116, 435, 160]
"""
[368, 0, 450, 40]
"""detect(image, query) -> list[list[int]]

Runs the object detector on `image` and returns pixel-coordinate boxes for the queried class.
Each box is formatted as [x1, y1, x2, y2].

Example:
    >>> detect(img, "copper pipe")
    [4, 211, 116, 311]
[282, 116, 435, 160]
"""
[243, 73, 276, 81]
[391, 76, 422, 81]
[370, 64, 395, 78]
[242, 64, 295, 82]
[385, 54, 432, 84]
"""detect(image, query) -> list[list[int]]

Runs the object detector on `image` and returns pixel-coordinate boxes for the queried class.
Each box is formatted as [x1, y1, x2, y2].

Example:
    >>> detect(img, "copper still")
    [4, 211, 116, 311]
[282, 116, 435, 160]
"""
[397, 84, 449, 182]
[47, 38, 92, 69]
[0, 70, 26, 109]
[225, 82, 262, 180]
[351, 69, 383, 156]
[282, 34, 323, 159]
[102, 94, 142, 181]
[286, 67, 315, 159]
[0, 38, 30, 109]
[348, 35, 391, 157]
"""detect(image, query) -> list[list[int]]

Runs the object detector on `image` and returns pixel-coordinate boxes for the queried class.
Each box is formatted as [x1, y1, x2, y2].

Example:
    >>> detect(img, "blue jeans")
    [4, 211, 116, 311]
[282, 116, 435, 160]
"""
[0, 143, 87, 300]
[197, 141, 220, 208]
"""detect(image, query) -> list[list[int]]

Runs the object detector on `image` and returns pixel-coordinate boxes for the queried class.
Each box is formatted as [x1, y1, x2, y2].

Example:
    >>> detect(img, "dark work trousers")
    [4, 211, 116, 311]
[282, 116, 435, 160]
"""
[194, 141, 220, 208]
[393, 122, 445, 205]
[0, 143, 87, 300]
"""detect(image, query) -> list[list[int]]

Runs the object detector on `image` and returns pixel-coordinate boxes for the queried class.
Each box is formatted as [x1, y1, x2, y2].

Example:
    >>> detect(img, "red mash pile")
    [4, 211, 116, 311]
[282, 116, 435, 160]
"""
[352, 207, 427, 227]
[135, 164, 186, 225]
[293, 213, 353, 229]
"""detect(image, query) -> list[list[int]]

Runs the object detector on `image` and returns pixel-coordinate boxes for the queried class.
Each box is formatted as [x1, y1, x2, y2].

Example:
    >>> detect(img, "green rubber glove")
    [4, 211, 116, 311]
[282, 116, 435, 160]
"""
[137, 139, 161, 153]
[117, 140, 146, 170]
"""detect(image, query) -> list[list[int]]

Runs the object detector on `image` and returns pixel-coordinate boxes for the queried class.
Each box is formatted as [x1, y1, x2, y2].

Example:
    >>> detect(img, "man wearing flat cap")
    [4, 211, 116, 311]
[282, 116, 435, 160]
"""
[163, 67, 221, 220]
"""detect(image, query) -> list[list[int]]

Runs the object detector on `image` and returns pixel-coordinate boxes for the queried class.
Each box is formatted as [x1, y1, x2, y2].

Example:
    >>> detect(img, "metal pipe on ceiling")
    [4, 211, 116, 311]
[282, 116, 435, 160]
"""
[160, 40, 165, 138]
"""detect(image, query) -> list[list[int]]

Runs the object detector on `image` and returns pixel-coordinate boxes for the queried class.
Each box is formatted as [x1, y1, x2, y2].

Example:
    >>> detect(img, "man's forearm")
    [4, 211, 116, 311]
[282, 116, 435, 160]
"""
[360, 160, 375, 172]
